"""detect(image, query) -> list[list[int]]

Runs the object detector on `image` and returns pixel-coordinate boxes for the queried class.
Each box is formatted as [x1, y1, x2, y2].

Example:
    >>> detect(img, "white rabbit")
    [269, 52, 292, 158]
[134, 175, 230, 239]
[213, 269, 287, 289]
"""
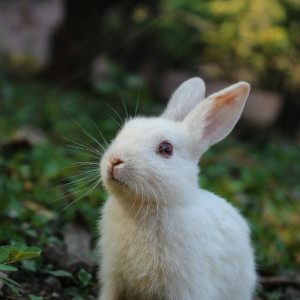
[98, 78, 257, 300]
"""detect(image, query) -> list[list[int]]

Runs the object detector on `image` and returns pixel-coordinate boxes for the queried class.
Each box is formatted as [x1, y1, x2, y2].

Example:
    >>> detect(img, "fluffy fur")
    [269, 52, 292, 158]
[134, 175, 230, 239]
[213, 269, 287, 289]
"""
[98, 78, 257, 300]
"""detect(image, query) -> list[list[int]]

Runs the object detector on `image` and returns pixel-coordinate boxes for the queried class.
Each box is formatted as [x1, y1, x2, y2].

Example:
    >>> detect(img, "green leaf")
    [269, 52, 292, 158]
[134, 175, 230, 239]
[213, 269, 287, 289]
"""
[11, 242, 27, 252]
[29, 295, 44, 300]
[21, 259, 38, 272]
[25, 229, 38, 238]
[25, 247, 41, 253]
[0, 263, 18, 271]
[15, 250, 41, 261]
[1, 276, 23, 287]
[63, 286, 82, 297]
[47, 270, 73, 278]
[7, 245, 41, 263]
[78, 268, 91, 287]
[0, 246, 10, 262]
[3, 281, 20, 296]
[8, 249, 19, 262]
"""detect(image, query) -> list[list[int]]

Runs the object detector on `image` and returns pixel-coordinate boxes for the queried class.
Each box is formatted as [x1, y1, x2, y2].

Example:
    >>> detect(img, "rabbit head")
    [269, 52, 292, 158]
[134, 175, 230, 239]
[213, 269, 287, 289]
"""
[100, 78, 250, 205]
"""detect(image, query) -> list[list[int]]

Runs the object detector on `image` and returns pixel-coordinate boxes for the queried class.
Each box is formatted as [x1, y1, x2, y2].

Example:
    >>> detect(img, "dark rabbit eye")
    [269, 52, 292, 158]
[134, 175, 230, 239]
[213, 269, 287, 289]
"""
[156, 141, 173, 158]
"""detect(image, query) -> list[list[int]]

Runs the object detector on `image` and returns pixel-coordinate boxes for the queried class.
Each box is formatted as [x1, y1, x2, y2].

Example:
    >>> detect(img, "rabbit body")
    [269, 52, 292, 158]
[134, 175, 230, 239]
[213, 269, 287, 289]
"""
[98, 79, 257, 300]
[99, 190, 255, 300]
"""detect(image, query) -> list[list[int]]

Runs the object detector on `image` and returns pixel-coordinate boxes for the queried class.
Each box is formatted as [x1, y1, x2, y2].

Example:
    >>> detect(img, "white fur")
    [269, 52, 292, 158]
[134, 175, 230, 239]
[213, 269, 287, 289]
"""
[162, 77, 206, 121]
[98, 78, 257, 300]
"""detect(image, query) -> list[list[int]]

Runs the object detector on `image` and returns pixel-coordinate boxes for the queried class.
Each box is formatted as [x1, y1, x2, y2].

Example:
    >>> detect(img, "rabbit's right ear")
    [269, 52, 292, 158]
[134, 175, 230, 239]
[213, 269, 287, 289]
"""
[162, 78, 206, 121]
[184, 82, 250, 158]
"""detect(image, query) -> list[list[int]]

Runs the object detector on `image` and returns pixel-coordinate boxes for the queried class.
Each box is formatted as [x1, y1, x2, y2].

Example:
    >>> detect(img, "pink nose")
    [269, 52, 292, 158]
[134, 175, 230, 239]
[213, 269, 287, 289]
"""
[108, 158, 124, 177]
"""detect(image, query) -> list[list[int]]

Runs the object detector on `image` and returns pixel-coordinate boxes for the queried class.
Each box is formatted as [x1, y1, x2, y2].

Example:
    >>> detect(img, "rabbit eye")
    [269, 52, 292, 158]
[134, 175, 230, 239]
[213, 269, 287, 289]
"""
[156, 141, 173, 158]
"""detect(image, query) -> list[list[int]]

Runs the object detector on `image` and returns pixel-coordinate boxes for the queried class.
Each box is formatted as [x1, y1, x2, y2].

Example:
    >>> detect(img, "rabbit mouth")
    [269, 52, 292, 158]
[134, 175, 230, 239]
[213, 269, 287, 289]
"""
[109, 175, 127, 187]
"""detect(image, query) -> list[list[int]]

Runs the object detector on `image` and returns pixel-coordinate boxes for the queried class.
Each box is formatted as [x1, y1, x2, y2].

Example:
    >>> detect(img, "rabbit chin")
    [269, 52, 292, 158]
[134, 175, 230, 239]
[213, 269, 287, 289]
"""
[103, 175, 129, 192]
[103, 173, 166, 206]
[103, 171, 138, 197]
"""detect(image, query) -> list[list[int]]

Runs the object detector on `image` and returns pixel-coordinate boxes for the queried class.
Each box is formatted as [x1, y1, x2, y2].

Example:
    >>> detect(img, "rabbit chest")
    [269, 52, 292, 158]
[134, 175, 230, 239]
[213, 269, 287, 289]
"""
[99, 197, 200, 299]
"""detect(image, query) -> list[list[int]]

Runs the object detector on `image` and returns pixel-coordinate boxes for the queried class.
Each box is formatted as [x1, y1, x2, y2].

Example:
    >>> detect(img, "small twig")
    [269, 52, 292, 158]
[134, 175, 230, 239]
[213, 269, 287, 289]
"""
[260, 276, 300, 288]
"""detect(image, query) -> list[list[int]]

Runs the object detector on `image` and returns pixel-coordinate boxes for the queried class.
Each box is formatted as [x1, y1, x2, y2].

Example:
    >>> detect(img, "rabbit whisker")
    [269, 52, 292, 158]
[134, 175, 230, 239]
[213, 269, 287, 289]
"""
[141, 170, 170, 231]
[88, 117, 109, 148]
[134, 180, 146, 222]
[62, 171, 100, 188]
[71, 161, 99, 166]
[106, 113, 122, 128]
[128, 180, 139, 214]
[52, 168, 100, 203]
[71, 167, 100, 174]
[64, 137, 103, 156]
[105, 102, 124, 127]
[68, 149, 100, 160]
[67, 144, 102, 157]
[137, 180, 151, 227]
[58, 177, 102, 214]
[61, 169, 99, 184]
[147, 178, 161, 235]
[117, 87, 129, 120]
[135, 83, 142, 117]
[70, 117, 106, 152]
[148, 176, 165, 234]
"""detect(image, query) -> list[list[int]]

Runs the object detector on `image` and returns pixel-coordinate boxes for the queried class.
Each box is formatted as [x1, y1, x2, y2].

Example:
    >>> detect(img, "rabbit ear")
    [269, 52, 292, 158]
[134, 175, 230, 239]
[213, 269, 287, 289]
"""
[184, 82, 250, 157]
[162, 77, 206, 121]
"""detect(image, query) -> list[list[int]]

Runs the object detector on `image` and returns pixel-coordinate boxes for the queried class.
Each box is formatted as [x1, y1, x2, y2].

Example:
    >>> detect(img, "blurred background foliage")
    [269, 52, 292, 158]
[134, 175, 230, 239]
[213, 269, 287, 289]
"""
[161, 0, 300, 90]
[0, 0, 300, 299]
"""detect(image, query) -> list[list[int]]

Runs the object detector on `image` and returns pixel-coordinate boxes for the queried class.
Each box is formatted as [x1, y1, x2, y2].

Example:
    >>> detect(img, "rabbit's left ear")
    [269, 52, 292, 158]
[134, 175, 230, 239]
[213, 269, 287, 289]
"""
[162, 77, 206, 121]
[184, 82, 250, 157]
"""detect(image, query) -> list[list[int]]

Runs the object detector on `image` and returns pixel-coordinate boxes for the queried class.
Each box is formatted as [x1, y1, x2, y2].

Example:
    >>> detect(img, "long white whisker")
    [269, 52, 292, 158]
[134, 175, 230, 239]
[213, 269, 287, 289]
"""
[149, 180, 160, 235]
[105, 102, 124, 127]
[144, 177, 161, 235]
[134, 176, 157, 230]
[138, 182, 150, 226]
[64, 168, 100, 180]
[74, 137, 103, 153]
[52, 174, 101, 203]
[62, 170, 100, 187]
[67, 143, 102, 156]
[135, 82, 142, 117]
[64, 137, 103, 155]
[58, 178, 102, 214]
[128, 180, 139, 213]
[137, 168, 170, 231]
[117, 87, 129, 120]
[88, 117, 109, 148]
[62, 165, 99, 173]
[134, 180, 146, 222]
[71, 162, 99, 166]
[152, 175, 169, 230]
[70, 117, 106, 152]
[106, 113, 122, 128]
[68, 148, 100, 160]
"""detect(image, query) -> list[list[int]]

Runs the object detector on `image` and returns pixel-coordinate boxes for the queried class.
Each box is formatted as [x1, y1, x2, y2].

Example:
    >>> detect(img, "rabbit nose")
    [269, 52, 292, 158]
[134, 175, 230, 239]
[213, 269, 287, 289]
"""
[108, 158, 124, 177]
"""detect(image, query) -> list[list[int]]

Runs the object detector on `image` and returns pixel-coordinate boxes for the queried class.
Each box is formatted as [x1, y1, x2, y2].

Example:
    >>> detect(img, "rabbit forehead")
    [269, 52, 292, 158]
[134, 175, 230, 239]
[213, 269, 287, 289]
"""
[113, 117, 190, 148]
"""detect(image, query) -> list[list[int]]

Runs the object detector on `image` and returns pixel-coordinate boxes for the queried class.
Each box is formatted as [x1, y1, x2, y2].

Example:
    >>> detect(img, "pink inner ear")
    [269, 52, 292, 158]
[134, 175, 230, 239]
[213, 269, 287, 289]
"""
[184, 82, 249, 152]
[202, 90, 241, 144]
[212, 84, 249, 110]
[213, 91, 237, 109]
